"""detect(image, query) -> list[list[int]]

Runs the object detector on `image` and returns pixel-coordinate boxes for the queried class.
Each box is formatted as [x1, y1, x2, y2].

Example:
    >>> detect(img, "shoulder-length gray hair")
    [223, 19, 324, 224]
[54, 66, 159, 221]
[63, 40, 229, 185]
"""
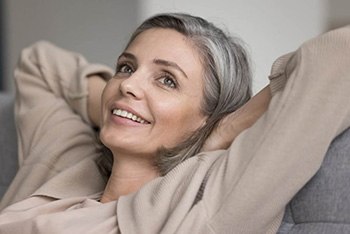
[99, 13, 252, 177]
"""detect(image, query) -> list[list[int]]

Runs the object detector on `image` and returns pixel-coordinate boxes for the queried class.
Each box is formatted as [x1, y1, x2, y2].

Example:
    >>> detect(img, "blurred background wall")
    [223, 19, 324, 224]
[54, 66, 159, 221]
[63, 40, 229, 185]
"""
[1, 0, 349, 93]
[1, 0, 140, 91]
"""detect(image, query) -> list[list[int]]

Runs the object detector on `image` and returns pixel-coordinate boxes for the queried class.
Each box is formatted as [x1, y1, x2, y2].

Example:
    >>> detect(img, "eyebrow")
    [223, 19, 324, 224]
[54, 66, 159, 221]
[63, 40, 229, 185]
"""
[153, 59, 188, 79]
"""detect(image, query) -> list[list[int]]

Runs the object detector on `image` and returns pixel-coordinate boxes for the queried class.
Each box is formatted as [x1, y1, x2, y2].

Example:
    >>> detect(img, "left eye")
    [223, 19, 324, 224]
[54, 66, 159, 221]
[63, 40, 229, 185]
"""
[159, 76, 177, 89]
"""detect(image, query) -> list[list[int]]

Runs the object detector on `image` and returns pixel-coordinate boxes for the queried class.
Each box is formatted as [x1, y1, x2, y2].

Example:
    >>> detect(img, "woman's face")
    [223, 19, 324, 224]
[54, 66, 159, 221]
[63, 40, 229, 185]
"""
[100, 28, 207, 158]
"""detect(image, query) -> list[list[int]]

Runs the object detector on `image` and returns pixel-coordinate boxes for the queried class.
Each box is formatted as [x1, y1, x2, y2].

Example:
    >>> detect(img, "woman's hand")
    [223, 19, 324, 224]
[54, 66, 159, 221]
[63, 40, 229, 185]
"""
[88, 75, 107, 128]
[202, 85, 272, 151]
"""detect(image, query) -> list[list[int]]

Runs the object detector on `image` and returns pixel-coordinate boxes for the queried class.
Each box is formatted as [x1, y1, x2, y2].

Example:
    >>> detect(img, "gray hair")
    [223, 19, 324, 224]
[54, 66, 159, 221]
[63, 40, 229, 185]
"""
[99, 13, 252, 177]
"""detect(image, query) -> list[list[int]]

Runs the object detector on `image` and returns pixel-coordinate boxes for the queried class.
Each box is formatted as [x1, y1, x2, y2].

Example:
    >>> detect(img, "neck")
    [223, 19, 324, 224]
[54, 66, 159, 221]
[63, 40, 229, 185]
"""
[100, 154, 159, 203]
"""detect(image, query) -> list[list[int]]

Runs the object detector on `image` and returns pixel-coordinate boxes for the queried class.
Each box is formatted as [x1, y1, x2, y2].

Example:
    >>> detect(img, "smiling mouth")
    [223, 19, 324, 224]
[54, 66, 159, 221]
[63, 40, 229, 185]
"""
[112, 109, 150, 124]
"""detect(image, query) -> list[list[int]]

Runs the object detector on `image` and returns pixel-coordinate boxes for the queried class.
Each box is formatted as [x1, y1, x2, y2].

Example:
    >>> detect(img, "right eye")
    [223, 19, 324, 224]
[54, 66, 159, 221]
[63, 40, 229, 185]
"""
[116, 63, 134, 75]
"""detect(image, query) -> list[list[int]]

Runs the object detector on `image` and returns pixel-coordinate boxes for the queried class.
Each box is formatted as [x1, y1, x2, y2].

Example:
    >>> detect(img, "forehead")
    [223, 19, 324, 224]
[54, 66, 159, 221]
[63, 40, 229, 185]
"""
[128, 28, 193, 52]
[125, 28, 203, 73]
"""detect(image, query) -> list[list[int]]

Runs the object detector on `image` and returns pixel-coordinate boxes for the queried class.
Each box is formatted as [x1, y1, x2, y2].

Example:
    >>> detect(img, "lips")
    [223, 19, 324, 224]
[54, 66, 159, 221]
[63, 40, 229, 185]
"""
[111, 108, 147, 124]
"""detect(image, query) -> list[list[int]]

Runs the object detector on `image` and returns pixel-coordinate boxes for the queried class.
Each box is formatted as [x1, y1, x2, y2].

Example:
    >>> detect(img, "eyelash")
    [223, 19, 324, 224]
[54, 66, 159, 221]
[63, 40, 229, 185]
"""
[115, 62, 178, 89]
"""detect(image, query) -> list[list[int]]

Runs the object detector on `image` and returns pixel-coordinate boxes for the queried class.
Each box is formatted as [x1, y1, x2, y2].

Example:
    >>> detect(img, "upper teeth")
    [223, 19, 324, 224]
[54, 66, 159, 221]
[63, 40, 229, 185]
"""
[112, 109, 147, 124]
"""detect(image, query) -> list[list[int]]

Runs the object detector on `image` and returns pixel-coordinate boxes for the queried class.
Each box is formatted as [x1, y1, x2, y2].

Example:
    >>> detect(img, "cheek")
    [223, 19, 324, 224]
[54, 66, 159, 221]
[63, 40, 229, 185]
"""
[102, 79, 119, 101]
[158, 108, 205, 149]
[154, 98, 205, 133]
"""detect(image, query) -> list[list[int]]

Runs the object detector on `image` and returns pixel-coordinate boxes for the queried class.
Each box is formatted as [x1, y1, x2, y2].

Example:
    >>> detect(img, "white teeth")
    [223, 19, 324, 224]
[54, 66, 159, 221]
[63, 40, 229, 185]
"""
[112, 109, 148, 124]
[121, 110, 127, 117]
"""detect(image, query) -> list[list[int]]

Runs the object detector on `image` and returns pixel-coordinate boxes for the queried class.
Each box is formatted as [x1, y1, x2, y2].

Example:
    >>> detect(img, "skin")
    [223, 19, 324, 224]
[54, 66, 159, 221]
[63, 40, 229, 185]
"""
[87, 29, 272, 203]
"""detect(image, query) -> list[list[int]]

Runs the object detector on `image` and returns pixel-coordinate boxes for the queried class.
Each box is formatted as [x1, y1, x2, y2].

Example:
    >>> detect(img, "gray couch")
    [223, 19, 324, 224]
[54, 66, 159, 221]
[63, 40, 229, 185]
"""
[0, 92, 349, 233]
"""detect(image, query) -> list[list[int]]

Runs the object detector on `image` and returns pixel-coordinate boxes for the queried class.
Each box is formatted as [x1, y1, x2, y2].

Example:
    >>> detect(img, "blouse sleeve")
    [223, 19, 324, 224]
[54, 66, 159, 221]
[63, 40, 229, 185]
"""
[0, 41, 113, 209]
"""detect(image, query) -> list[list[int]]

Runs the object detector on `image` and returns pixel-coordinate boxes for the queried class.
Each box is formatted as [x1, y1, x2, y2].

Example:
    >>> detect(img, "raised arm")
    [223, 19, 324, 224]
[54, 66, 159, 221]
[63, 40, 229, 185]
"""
[202, 85, 271, 152]
[13, 41, 113, 163]
[0, 41, 113, 208]
[205, 25, 350, 233]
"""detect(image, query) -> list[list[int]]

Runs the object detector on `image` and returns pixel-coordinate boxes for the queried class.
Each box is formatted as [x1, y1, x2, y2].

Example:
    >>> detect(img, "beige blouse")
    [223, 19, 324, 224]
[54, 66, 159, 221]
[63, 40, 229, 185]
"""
[1, 25, 350, 234]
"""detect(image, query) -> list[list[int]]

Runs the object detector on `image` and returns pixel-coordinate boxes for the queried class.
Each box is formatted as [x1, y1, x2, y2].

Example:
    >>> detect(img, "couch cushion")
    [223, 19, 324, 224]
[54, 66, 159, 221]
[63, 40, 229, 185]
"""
[0, 93, 18, 199]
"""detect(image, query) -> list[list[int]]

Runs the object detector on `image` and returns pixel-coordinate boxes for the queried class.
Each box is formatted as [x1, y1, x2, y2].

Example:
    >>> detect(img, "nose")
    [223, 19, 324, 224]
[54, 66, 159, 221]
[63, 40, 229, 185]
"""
[119, 73, 145, 100]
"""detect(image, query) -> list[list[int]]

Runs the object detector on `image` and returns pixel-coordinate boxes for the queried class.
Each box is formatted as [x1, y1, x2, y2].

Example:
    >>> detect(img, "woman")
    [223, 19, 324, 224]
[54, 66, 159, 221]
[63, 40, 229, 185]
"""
[0, 13, 350, 233]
